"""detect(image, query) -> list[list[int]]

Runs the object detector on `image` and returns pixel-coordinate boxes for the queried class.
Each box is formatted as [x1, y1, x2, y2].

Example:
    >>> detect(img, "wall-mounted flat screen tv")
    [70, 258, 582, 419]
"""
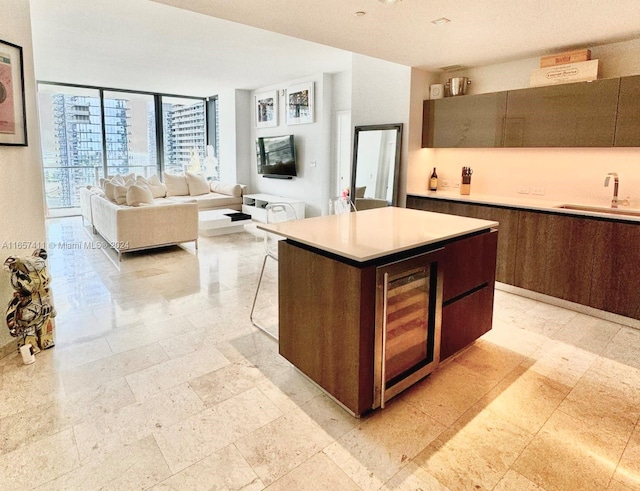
[256, 134, 297, 179]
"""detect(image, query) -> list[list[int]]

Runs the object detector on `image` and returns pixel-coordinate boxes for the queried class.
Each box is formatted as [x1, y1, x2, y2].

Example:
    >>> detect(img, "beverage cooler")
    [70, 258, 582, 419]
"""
[373, 248, 444, 409]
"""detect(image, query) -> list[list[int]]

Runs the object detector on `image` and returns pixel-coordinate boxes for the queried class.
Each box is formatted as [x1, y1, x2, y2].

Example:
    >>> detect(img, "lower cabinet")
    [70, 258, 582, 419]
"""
[514, 212, 601, 305]
[590, 220, 640, 319]
[441, 286, 495, 360]
[440, 229, 497, 361]
[407, 195, 640, 320]
[407, 196, 516, 284]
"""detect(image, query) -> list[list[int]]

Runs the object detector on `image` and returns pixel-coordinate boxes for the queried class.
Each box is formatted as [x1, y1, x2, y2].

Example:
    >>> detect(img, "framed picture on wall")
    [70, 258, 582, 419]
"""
[286, 82, 314, 125]
[255, 90, 278, 128]
[0, 39, 27, 146]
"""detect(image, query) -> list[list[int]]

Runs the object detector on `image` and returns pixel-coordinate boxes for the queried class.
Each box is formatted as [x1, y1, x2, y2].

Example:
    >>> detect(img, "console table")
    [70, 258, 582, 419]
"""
[242, 194, 305, 223]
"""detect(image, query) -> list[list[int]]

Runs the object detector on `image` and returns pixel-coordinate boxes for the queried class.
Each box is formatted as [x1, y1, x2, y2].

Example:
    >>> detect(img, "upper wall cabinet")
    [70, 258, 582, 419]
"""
[422, 76, 633, 148]
[614, 75, 640, 146]
[422, 92, 507, 148]
[503, 78, 620, 147]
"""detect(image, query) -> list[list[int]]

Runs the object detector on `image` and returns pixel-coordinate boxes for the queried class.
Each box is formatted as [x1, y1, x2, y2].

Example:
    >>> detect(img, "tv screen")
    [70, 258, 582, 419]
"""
[256, 135, 297, 178]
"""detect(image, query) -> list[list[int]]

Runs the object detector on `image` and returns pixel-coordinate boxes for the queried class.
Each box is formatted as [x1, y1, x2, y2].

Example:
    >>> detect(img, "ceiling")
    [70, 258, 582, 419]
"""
[29, 0, 640, 97]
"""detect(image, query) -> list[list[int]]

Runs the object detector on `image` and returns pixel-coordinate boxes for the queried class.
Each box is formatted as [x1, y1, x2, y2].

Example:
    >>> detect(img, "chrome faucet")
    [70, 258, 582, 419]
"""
[604, 172, 630, 208]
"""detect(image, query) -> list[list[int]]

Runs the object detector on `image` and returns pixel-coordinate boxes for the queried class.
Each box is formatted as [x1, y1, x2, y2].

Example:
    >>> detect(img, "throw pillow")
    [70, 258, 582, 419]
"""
[104, 180, 119, 202]
[186, 172, 210, 196]
[111, 175, 126, 186]
[114, 185, 129, 205]
[126, 184, 154, 207]
[210, 181, 242, 197]
[163, 172, 189, 196]
[136, 175, 167, 198]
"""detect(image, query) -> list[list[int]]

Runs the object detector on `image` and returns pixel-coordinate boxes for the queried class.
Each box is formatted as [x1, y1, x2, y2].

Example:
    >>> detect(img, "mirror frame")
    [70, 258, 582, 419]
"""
[350, 123, 403, 207]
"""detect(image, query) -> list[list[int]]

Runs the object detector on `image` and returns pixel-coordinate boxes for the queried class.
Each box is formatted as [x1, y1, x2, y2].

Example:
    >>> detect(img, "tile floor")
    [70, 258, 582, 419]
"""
[0, 216, 639, 490]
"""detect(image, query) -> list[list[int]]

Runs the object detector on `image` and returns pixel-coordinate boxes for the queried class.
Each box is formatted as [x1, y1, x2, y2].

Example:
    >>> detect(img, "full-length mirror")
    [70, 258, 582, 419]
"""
[351, 123, 403, 209]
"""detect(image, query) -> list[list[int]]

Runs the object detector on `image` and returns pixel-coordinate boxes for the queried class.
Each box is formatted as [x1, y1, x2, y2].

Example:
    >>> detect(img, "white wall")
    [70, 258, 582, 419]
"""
[351, 54, 412, 206]
[408, 38, 640, 207]
[330, 70, 352, 197]
[0, 0, 47, 356]
[250, 73, 335, 217]
[216, 88, 252, 185]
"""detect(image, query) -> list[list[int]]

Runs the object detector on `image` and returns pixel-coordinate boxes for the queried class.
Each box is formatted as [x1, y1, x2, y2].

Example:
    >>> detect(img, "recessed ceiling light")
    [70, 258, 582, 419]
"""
[354, 10, 366, 16]
[431, 17, 451, 25]
[379, 0, 401, 4]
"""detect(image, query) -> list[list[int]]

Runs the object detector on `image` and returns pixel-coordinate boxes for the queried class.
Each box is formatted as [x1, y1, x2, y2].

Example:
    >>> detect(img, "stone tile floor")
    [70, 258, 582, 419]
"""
[0, 216, 639, 490]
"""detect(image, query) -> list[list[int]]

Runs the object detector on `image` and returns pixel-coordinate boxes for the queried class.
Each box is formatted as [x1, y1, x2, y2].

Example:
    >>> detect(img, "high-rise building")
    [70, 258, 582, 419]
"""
[48, 94, 130, 208]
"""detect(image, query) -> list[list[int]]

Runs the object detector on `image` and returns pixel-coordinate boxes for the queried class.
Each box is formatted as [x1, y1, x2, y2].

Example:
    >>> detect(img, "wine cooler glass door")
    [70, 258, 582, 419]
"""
[373, 249, 443, 409]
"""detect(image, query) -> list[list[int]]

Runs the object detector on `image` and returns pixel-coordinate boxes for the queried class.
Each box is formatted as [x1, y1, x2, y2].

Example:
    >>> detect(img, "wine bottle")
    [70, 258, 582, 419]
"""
[429, 167, 438, 191]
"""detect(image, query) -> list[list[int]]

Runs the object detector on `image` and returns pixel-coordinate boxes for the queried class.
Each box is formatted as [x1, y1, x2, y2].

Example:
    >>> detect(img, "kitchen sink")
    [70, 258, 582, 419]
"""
[554, 203, 640, 217]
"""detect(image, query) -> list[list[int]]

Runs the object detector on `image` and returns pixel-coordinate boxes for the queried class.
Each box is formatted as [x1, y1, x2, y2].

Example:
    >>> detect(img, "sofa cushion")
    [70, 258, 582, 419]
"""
[210, 181, 242, 197]
[137, 175, 167, 198]
[355, 186, 366, 198]
[114, 185, 129, 205]
[126, 184, 155, 206]
[186, 172, 210, 196]
[104, 180, 119, 202]
[164, 172, 189, 196]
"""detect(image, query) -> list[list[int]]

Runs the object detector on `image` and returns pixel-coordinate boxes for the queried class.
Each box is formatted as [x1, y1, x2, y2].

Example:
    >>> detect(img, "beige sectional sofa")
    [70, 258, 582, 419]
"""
[80, 172, 248, 259]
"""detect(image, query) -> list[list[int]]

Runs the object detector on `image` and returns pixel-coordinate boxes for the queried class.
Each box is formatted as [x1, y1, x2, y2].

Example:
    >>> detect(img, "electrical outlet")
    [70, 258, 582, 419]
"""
[453, 180, 460, 188]
[532, 187, 545, 196]
[517, 186, 530, 194]
[442, 179, 451, 188]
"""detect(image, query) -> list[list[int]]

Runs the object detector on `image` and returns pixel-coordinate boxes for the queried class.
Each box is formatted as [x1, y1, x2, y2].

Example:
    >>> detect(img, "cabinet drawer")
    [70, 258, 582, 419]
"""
[441, 285, 495, 360]
[442, 229, 498, 302]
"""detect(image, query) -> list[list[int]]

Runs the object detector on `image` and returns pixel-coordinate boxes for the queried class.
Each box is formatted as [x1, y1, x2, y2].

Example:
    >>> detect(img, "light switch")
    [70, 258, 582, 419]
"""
[310, 160, 316, 167]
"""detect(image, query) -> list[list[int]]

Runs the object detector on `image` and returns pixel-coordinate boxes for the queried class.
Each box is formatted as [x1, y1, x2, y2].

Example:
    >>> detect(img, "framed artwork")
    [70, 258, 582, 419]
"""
[286, 82, 314, 125]
[255, 90, 278, 128]
[0, 39, 27, 146]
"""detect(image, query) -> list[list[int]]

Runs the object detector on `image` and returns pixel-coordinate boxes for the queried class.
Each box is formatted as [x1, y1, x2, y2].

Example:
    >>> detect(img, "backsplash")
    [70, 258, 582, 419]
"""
[408, 147, 640, 208]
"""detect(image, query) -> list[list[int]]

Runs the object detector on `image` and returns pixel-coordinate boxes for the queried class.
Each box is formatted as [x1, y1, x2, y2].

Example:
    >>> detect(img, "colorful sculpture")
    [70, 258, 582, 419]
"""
[4, 249, 56, 354]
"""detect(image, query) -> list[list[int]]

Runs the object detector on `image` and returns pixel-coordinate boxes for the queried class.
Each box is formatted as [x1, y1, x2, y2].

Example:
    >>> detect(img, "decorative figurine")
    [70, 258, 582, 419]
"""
[4, 248, 56, 356]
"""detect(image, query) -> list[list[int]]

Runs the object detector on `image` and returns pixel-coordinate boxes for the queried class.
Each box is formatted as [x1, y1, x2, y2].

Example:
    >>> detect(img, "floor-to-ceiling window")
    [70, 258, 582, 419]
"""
[37, 83, 211, 217]
[161, 96, 208, 176]
[38, 85, 104, 214]
[103, 91, 157, 178]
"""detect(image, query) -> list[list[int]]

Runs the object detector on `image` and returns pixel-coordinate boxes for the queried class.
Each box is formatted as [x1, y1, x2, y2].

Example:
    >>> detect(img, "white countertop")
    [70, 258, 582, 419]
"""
[258, 206, 498, 262]
[408, 190, 640, 223]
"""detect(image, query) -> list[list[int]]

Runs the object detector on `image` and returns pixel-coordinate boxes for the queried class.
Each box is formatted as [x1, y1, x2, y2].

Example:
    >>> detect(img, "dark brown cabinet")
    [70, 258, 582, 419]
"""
[590, 221, 640, 318]
[441, 286, 495, 360]
[503, 78, 620, 147]
[614, 75, 640, 146]
[440, 231, 497, 361]
[513, 211, 602, 305]
[407, 195, 640, 321]
[422, 92, 507, 148]
[406, 197, 517, 285]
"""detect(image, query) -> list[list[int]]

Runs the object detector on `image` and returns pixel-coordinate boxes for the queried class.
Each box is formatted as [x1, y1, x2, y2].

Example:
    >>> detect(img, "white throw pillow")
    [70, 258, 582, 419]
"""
[210, 181, 242, 197]
[163, 172, 189, 196]
[111, 175, 126, 186]
[136, 175, 166, 198]
[104, 180, 118, 202]
[114, 185, 129, 205]
[126, 184, 154, 207]
[186, 172, 210, 196]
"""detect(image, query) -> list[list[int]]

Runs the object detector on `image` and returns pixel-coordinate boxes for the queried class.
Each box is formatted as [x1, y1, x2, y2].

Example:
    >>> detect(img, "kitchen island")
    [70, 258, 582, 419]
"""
[259, 207, 499, 416]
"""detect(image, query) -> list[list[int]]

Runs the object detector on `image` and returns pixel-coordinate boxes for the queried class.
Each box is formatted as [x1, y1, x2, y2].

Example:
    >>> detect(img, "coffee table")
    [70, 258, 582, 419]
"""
[198, 209, 252, 236]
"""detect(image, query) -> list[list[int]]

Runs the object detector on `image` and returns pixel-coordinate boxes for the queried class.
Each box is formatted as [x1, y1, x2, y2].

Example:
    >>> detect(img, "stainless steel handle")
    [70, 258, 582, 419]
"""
[380, 272, 389, 409]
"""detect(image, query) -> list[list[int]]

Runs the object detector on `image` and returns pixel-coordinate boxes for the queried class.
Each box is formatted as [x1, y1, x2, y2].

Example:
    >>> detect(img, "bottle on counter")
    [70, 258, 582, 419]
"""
[429, 167, 438, 191]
